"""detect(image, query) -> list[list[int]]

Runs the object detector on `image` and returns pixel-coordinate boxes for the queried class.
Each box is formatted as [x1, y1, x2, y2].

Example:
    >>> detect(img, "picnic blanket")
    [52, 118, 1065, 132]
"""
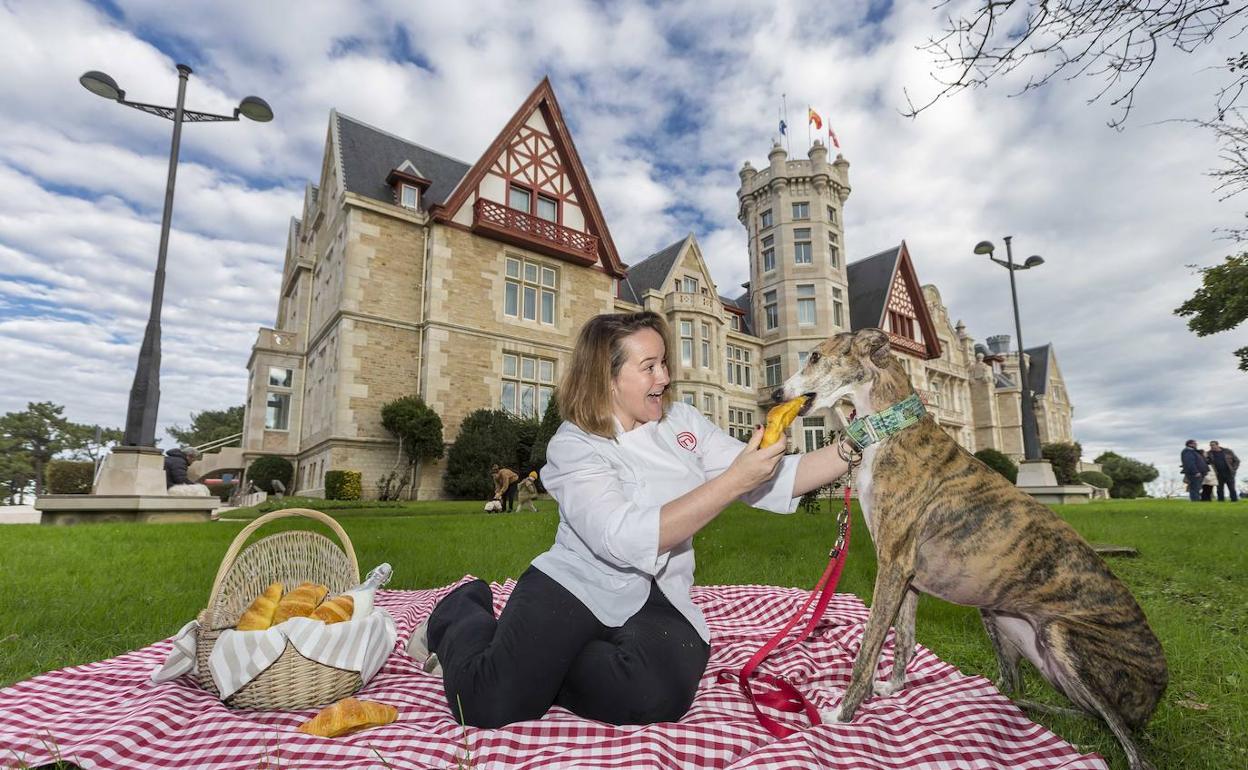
[0, 579, 1108, 769]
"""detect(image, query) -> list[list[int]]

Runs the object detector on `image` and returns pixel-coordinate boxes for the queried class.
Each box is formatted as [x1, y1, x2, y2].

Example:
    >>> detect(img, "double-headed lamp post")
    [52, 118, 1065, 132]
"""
[80, 65, 272, 448]
[973, 237, 1045, 461]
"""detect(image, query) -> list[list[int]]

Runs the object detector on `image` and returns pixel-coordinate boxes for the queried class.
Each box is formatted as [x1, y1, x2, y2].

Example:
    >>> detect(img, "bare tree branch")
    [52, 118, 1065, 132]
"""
[907, 1, 1248, 128]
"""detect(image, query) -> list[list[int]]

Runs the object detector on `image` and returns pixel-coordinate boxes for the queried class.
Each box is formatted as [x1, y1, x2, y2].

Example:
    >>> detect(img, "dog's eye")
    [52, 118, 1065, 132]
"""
[808, 352, 820, 365]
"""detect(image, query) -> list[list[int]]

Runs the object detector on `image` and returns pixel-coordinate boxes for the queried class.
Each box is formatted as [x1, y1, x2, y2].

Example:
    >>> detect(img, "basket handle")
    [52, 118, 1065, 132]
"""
[206, 507, 361, 608]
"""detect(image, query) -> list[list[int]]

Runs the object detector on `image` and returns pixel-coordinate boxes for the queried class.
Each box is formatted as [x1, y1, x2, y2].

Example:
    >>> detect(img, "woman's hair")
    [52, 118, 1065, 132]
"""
[560, 311, 673, 438]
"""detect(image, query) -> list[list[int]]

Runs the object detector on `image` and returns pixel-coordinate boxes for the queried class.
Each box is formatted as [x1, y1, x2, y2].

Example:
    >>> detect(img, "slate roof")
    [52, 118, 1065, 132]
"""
[721, 291, 754, 335]
[846, 246, 900, 331]
[626, 237, 686, 297]
[335, 112, 471, 211]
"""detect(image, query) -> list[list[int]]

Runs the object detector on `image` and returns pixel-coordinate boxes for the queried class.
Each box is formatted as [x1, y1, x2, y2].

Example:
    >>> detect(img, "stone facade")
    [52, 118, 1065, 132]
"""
[242, 82, 1077, 500]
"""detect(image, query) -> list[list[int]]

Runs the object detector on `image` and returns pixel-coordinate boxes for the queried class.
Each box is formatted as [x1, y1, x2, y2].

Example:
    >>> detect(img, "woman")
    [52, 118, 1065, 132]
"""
[516, 470, 539, 512]
[411, 311, 853, 728]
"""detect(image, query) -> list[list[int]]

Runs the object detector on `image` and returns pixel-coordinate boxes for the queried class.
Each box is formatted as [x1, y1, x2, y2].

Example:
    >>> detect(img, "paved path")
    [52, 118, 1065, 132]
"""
[0, 505, 40, 524]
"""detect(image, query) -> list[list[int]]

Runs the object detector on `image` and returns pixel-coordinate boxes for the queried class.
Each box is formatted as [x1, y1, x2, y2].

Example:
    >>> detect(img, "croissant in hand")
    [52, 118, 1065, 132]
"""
[272, 581, 329, 624]
[297, 697, 397, 737]
[235, 582, 284, 631]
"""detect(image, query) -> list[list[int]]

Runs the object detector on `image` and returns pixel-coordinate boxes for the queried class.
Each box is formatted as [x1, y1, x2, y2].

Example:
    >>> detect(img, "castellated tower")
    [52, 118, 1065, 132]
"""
[737, 140, 851, 392]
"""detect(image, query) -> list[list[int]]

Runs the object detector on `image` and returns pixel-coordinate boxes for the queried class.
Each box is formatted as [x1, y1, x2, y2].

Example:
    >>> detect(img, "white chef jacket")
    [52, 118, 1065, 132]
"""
[533, 402, 801, 642]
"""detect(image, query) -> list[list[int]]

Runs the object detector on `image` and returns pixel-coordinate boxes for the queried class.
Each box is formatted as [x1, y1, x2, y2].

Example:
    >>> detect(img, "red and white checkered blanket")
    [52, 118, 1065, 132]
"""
[0, 579, 1107, 769]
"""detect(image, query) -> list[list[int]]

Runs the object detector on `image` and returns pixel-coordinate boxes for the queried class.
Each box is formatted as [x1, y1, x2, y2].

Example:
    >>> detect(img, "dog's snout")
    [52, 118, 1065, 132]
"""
[770, 387, 785, 403]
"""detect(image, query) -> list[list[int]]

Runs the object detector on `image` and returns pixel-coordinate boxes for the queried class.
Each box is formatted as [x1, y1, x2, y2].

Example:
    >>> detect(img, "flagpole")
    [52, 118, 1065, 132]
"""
[806, 105, 811, 148]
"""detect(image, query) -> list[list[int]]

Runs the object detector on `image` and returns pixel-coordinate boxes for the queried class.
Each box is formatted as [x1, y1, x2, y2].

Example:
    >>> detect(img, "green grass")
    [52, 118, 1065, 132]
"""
[0, 498, 1244, 770]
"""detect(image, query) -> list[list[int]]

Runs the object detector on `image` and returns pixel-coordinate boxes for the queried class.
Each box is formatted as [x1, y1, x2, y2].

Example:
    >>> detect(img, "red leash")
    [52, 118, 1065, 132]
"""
[719, 483, 853, 738]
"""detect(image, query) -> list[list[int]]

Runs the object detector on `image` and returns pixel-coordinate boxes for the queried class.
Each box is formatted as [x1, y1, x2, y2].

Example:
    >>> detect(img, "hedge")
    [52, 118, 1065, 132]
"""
[248, 455, 294, 494]
[973, 448, 1018, 484]
[46, 460, 94, 494]
[1078, 470, 1113, 489]
[325, 470, 363, 501]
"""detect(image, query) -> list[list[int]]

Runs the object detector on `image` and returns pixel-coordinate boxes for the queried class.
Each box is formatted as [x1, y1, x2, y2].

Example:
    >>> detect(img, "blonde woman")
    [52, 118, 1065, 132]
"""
[516, 471, 539, 512]
[411, 311, 852, 728]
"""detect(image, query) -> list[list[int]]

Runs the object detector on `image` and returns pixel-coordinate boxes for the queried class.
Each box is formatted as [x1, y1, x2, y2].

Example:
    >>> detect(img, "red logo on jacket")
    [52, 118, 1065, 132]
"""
[676, 431, 697, 451]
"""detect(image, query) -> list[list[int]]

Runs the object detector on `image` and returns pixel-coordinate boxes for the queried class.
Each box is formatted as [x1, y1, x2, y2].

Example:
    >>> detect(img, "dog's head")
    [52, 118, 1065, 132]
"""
[774, 328, 896, 413]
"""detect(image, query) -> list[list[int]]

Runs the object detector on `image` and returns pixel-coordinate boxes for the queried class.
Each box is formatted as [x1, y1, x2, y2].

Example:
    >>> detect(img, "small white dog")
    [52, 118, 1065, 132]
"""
[483, 499, 503, 513]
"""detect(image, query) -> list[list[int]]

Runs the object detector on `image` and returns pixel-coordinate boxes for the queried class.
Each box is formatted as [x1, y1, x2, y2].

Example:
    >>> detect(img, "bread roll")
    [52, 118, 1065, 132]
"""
[297, 697, 397, 737]
[235, 582, 284, 631]
[310, 594, 354, 624]
[272, 581, 329, 624]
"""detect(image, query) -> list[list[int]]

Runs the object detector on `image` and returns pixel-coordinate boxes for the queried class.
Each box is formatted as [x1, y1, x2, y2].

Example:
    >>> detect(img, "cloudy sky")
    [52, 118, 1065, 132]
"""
[1, 0, 1244, 482]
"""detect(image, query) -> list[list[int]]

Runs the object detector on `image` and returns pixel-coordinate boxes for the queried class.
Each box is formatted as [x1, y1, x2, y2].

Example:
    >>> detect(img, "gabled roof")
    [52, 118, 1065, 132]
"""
[846, 241, 941, 359]
[432, 78, 627, 277]
[335, 111, 471, 211]
[1025, 344, 1052, 395]
[626, 237, 687, 296]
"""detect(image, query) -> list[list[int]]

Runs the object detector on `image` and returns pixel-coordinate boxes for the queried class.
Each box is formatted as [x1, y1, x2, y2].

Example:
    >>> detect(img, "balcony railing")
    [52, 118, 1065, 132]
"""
[888, 332, 927, 357]
[473, 198, 599, 264]
[663, 291, 720, 315]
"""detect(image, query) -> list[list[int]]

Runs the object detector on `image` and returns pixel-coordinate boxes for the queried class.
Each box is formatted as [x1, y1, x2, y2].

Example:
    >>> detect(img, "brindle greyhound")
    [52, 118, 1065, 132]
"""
[777, 328, 1167, 770]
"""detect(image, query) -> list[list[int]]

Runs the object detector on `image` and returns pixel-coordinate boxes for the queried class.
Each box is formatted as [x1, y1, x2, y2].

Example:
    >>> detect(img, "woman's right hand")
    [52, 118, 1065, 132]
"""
[725, 425, 787, 495]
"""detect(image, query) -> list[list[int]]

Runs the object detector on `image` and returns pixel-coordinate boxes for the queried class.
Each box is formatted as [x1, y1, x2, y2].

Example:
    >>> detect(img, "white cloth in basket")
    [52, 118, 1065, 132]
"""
[151, 606, 397, 701]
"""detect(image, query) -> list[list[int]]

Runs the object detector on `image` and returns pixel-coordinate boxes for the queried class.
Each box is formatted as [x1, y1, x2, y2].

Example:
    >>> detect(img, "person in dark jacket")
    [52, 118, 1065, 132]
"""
[1180, 440, 1210, 502]
[1207, 441, 1240, 502]
[164, 448, 195, 487]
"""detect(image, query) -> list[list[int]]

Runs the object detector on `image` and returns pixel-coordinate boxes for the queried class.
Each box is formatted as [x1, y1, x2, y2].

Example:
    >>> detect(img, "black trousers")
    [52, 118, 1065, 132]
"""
[502, 481, 518, 511]
[426, 566, 710, 728]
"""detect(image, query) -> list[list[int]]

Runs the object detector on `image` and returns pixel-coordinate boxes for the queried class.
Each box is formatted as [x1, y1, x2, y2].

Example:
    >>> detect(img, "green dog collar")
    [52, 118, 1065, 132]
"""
[845, 393, 927, 450]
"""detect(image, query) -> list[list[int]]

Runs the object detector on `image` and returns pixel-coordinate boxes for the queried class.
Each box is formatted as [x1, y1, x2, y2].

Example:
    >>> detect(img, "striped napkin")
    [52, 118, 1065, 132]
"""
[151, 605, 397, 700]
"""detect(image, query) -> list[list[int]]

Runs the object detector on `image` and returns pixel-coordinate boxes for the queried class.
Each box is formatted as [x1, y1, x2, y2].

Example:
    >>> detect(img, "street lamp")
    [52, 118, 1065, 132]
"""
[80, 64, 272, 448]
[974, 236, 1045, 461]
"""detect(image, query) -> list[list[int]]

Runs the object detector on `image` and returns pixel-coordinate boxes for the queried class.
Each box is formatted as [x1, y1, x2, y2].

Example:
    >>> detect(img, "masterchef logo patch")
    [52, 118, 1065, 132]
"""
[676, 431, 697, 451]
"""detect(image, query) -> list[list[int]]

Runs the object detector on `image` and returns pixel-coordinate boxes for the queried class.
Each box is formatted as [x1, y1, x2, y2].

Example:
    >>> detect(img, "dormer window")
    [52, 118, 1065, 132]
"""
[682, 276, 699, 293]
[400, 184, 419, 209]
[509, 184, 531, 212]
[509, 183, 560, 223]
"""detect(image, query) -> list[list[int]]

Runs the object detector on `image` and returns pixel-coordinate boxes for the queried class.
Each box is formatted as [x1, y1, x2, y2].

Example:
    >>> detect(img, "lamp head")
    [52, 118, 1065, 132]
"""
[237, 95, 273, 122]
[80, 70, 123, 101]
[1024, 255, 1045, 268]
[973, 240, 995, 256]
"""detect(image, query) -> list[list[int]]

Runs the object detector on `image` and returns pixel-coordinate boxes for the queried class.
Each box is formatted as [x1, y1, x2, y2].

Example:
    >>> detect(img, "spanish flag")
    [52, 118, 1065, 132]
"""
[807, 108, 822, 130]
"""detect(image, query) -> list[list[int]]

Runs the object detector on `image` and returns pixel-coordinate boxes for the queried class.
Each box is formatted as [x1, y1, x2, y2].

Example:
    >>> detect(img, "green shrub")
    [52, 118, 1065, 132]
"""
[325, 470, 363, 500]
[973, 448, 1018, 483]
[527, 392, 560, 484]
[380, 396, 445, 466]
[1078, 470, 1113, 489]
[1041, 441, 1083, 485]
[1094, 451, 1159, 499]
[247, 455, 294, 494]
[444, 409, 524, 499]
[45, 460, 94, 494]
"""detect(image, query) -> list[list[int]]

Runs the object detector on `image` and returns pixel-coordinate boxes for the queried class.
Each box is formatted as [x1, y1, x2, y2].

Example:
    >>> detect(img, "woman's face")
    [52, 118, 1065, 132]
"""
[611, 328, 670, 432]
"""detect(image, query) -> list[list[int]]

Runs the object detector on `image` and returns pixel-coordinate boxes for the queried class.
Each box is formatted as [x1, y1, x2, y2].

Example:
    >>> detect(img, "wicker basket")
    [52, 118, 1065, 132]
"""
[195, 507, 362, 710]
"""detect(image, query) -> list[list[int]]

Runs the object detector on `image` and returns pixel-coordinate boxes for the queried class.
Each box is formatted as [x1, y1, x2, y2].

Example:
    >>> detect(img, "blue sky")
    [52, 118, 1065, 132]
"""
[1, 0, 1244, 484]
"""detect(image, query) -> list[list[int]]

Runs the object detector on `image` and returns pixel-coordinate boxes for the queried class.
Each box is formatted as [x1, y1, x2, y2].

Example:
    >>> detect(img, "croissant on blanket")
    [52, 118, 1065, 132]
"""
[235, 582, 284, 631]
[297, 697, 397, 737]
[272, 581, 330, 624]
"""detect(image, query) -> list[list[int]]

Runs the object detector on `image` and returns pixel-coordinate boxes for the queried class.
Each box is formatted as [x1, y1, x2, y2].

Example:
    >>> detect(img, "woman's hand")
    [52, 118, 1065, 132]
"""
[724, 425, 788, 496]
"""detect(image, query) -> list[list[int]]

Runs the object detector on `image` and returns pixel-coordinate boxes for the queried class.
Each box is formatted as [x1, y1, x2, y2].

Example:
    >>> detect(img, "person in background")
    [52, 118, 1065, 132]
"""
[516, 471, 539, 512]
[164, 447, 210, 497]
[1207, 441, 1240, 502]
[1198, 449, 1215, 502]
[1180, 439, 1209, 502]
[490, 464, 519, 512]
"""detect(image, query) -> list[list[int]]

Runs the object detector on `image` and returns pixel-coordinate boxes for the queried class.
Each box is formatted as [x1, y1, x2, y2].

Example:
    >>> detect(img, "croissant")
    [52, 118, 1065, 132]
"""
[272, 581, 329, 624]
[297, 697, 397, 737]
[235, 582, 284, 631]
[761, 395, 808, 448]
[310, 594, 354, 624]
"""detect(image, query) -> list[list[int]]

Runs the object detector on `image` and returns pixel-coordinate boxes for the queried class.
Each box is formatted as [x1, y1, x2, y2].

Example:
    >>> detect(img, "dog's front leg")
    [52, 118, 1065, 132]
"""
[824, 564, 915, 722]
[874, 587, 918, 698]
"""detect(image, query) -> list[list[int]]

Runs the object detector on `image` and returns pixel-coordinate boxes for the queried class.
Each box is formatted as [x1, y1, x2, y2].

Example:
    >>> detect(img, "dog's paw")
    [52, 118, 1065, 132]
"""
[820, 705, 847, 723]
[873, 679, 903, 697]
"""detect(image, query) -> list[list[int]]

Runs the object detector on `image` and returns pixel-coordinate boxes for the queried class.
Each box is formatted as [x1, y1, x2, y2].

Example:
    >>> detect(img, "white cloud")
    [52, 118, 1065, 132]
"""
[0, 0, 1242, 475]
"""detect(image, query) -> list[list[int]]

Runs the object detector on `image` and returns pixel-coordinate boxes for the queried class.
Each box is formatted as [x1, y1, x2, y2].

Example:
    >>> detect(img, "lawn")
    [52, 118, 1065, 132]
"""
[0, 498, 1243, 770]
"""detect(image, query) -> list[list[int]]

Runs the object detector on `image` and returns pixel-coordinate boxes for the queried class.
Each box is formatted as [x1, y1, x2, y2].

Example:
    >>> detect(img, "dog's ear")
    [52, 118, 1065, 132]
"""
[853, 328, 891, 367]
